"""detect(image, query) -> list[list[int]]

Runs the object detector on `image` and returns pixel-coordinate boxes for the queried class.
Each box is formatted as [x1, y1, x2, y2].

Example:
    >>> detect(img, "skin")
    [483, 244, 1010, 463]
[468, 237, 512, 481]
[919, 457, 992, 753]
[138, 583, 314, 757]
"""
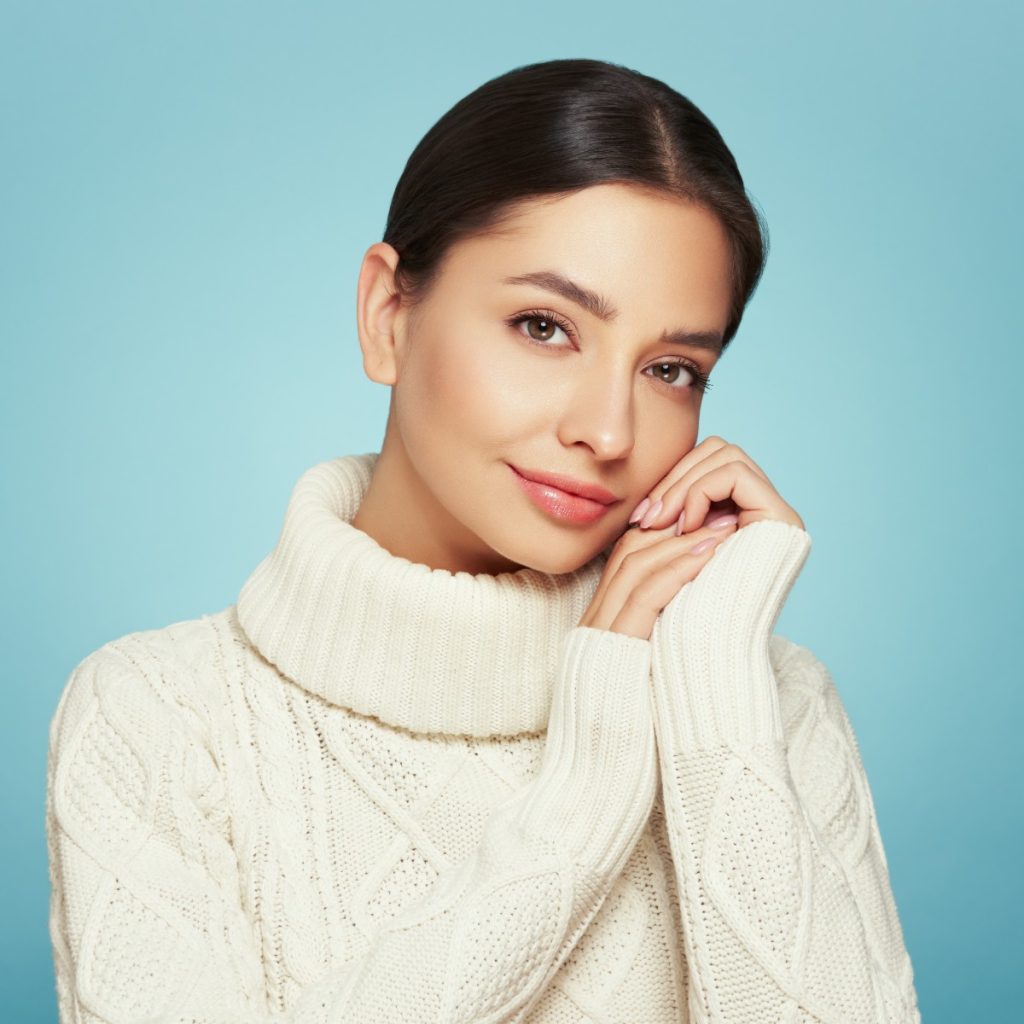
[353, 182, 804, 639]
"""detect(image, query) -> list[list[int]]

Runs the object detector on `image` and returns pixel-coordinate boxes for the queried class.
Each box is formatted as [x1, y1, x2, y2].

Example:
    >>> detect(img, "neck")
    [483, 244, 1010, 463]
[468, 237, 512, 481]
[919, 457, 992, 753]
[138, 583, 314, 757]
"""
[236, 453, 608, 737]
[351, 439, 525, 576]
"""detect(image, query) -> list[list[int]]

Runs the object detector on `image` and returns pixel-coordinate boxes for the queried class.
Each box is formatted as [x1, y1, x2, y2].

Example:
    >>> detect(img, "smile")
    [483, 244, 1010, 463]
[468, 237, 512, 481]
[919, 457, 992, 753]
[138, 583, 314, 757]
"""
[508, 464, 617, 525]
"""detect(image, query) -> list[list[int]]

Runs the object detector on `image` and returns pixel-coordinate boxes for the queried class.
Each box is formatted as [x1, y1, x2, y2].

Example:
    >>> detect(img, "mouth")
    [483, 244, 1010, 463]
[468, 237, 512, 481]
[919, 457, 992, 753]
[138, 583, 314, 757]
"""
[507, 464, 619, 525]
[508, 464, 620, 505]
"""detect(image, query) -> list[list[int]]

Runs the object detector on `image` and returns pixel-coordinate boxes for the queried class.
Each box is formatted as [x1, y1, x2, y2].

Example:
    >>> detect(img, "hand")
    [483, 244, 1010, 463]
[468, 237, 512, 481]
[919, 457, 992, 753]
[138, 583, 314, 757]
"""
[579, 515, 741, 642]
[629, 435, 805, 536]
[580, 436, 806, 641]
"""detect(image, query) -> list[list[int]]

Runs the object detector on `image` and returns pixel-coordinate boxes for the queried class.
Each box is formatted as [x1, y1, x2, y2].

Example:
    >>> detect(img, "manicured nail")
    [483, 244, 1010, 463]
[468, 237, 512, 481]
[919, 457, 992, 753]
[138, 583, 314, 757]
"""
[628, 496, 651, 524]
[690, 536, 720, 555]
[639, 498, 663, 528]
[708, 514, 739, 529]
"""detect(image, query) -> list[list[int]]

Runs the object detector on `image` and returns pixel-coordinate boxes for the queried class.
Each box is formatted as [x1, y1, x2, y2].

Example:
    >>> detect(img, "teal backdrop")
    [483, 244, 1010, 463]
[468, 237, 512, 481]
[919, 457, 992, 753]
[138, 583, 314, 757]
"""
[3, 1, 1020, 1020]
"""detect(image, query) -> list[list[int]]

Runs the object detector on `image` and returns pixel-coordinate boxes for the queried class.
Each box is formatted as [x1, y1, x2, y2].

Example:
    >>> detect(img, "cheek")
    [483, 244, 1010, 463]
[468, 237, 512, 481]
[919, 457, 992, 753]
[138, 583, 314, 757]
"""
[634, 404, 701, 486]
[417, 331, 559, 438]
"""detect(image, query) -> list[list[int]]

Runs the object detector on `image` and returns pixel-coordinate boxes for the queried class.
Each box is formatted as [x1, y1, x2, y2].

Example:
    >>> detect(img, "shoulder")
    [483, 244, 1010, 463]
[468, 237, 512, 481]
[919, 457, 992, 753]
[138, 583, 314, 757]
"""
[767, 633, 885, 867]
[47, 609, 246, 867]
[769, 631, 828, 684]
[769, 632, 840, 704]
[49, 606, 244, 760]
[768, 632, 859, 744]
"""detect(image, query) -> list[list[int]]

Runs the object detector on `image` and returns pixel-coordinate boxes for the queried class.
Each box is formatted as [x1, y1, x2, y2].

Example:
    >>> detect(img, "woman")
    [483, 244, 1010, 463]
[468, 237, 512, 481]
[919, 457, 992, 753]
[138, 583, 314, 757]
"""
[45, 58, 921, 1022]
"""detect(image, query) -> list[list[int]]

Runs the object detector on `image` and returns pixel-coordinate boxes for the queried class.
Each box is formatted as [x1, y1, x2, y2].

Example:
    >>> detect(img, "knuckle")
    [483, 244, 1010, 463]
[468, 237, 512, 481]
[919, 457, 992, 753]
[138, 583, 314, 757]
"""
[619, 546, 646, 571]
[620, 525, 650, 546]
[616, 523, 647, 545]
[623, 581, 658, 611]
[695, 523, 737, 540]
[608, 533, 640, 560]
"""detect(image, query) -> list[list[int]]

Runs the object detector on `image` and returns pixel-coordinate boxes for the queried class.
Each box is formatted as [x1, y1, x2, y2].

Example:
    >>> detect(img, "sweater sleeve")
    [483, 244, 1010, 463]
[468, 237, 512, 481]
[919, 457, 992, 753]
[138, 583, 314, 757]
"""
[648, 519, 921, 1024]
[46, 623, 657, 1024]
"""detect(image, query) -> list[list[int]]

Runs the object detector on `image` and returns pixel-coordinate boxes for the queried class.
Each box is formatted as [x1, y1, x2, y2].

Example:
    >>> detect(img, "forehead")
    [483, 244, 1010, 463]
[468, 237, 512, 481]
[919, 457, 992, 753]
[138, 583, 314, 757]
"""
[438, 183, 733, 329]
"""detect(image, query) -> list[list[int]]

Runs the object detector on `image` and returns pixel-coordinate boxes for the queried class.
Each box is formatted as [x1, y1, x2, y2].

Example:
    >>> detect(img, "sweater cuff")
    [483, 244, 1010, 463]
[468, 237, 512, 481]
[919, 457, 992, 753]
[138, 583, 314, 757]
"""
[518, 625, 657, 874]
[650, 519, 812, 751]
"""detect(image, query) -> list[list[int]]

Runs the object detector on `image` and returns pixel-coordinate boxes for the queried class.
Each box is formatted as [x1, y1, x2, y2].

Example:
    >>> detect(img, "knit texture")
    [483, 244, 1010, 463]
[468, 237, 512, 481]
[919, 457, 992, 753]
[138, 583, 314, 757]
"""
[46, 452, 921, 1023]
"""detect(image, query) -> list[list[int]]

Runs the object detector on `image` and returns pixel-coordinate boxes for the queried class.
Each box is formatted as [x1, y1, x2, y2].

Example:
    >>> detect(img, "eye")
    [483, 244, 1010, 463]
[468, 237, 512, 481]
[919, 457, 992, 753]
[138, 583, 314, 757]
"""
[647, 359, 714, 395]
[505, 309, 576, 347]
[503, 309, 714, 395]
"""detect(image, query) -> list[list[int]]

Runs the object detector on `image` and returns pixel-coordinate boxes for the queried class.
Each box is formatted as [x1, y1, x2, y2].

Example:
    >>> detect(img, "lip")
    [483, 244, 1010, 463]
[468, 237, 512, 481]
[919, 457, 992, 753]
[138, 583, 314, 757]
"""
[510, 464, 620, 504]
[508, 463, 620, 525]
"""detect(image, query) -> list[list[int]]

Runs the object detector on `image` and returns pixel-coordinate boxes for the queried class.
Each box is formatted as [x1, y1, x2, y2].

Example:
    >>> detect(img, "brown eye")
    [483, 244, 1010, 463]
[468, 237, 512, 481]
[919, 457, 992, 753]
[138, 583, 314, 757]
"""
[645, 359, 713, 395]
[525, 317, 559, 342]
[506, 310, 576, 346]
[652, 363, 690, 385]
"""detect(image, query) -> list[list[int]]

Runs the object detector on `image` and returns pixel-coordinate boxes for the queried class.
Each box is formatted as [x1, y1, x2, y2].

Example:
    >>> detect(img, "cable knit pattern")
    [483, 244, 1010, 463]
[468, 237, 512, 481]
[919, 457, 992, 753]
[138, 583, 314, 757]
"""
[45, 453, 920, 1022]
[650, 519, 921, 1022]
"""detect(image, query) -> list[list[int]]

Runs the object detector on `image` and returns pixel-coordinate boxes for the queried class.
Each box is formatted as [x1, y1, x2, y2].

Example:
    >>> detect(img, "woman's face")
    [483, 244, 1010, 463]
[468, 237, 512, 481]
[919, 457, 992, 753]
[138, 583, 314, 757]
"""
[357, 182, 734, 576]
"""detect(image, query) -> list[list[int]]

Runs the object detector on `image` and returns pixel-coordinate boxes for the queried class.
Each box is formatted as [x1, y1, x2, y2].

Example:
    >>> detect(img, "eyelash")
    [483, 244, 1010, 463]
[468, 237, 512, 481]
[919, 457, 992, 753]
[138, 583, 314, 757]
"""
[504, 308, 714, 395]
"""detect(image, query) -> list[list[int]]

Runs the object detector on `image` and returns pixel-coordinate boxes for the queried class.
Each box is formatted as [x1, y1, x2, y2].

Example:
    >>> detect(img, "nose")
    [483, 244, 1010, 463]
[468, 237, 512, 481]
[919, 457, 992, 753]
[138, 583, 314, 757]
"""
[556, 357, 636, 461]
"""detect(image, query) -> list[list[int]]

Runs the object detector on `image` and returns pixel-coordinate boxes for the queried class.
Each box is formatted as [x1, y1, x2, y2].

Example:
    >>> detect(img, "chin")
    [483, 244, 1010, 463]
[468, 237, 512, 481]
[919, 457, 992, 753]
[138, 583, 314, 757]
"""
[497, 535, 609, 577]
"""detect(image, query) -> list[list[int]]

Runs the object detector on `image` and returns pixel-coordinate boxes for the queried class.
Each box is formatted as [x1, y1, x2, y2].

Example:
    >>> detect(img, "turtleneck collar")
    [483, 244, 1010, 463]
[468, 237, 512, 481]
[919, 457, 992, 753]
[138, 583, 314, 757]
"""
[235, 453, 609, 738]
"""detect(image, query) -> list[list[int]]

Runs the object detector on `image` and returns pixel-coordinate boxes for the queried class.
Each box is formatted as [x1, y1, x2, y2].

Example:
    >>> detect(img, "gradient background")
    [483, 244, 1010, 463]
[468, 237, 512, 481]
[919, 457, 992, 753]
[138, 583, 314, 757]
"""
[3, 1, 1020, 1020]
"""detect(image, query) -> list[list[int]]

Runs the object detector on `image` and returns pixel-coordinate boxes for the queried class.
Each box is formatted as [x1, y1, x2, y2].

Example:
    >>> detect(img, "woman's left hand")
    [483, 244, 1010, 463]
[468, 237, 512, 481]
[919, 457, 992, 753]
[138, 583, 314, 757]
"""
[631, 435, 806, 537]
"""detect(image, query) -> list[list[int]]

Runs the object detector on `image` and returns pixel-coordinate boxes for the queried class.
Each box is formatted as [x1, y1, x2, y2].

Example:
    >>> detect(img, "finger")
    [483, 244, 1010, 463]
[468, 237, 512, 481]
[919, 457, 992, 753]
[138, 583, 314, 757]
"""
[629, 436, 730, 525]
[676, 461, 785, 535]
[605, 535, 729, 637]
[584, 521, 738, 631]
[640, 436, 729, 508]
[641, 443, 772, 531]
[590, 519, 694, 612]
[587, 522, 680, 617]
[675, 501, 741, 537]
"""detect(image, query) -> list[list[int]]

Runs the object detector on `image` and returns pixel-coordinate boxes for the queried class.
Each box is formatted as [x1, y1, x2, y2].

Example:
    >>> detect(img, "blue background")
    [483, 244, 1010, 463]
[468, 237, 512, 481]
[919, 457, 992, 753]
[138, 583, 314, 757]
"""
[3, 1, 1020, 1020]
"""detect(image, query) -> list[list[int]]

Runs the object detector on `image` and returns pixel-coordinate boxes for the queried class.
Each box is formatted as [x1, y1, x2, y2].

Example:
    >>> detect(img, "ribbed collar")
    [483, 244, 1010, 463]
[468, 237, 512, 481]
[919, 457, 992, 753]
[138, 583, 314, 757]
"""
[235, 453, 608, 737]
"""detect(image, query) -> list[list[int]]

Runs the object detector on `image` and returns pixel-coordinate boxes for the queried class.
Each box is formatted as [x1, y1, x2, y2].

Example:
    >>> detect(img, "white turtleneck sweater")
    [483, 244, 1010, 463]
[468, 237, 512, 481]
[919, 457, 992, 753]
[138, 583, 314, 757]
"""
[45, 453, 921, 1023]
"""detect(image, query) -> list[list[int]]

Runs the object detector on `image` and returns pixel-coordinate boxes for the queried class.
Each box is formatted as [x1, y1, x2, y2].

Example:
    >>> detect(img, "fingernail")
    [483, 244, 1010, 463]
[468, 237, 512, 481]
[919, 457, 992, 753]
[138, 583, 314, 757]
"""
[708, 514, 739, 529]
[690, 536, 720, 555]
[639, 498, 663, 528]
[628, 497, 651, 524]
[675, 510, 687, 536]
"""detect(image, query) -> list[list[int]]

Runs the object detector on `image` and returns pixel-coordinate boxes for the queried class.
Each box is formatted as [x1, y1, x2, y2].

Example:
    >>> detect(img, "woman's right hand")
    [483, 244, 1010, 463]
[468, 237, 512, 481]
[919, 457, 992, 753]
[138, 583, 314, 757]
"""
[579, 508, 741, 640]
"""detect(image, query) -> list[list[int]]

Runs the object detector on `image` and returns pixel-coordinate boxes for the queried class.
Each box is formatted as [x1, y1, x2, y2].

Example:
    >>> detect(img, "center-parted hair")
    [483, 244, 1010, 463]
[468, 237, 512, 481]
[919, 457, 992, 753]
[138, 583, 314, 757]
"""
[383, 57, 769, 353]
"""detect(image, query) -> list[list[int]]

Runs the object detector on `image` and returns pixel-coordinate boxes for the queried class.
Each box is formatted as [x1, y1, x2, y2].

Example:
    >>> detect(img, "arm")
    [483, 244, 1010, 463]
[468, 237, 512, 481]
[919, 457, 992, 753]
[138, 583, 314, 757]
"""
[648, 519, 921, 1024]
[46, 625, 657, 1024]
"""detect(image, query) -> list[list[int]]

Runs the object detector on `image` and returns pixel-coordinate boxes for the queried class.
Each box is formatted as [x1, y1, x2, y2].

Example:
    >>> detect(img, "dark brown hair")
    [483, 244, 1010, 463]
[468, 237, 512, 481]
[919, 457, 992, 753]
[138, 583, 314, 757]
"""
[383, 58, 768, 353]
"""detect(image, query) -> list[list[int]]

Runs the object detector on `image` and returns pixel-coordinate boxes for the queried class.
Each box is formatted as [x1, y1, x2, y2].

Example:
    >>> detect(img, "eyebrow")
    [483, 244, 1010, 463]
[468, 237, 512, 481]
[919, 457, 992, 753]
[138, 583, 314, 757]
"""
[501, 269, 724, 354]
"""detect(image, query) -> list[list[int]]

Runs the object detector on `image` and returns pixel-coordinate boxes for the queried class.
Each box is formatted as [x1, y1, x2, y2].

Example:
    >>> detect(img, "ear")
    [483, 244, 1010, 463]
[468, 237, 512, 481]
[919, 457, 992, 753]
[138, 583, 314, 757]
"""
[355, 242, 409, 386]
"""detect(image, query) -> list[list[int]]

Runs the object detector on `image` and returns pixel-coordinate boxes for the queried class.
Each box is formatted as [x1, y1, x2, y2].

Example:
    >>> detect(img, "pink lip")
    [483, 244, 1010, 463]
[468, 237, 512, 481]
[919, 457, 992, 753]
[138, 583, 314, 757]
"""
[508, 464, 619, 525]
